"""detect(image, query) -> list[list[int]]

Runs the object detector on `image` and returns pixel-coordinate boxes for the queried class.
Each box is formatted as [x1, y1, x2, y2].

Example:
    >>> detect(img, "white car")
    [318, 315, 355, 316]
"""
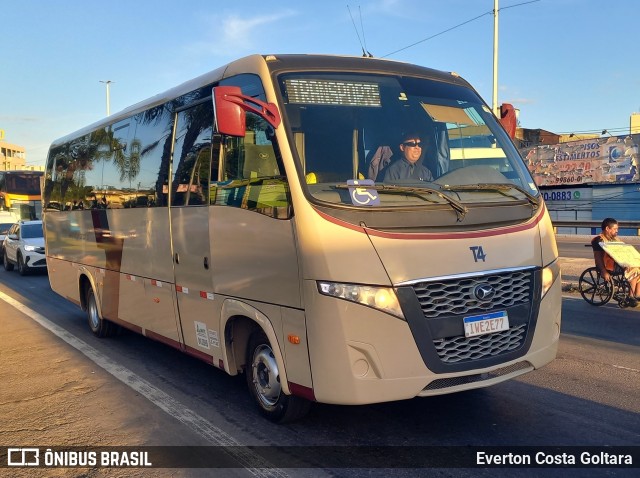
[2, 220, 47, 275]
[0, 222, 14, 261]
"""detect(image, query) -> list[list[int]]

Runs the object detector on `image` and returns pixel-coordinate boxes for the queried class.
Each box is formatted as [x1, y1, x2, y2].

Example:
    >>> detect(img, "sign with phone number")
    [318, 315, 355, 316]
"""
[541, 188, 592, 202]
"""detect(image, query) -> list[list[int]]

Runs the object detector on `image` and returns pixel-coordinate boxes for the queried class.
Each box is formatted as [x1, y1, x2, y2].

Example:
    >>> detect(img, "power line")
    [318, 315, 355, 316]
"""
[556, 126, 634, 135]
[382, 0, 540, 59]
[382, 11, 491, 58]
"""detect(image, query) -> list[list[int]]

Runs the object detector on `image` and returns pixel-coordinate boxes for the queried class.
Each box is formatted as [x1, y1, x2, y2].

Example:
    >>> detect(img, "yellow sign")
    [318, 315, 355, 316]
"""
[600, 242, 640, 268]
[0, 129, 5, 140]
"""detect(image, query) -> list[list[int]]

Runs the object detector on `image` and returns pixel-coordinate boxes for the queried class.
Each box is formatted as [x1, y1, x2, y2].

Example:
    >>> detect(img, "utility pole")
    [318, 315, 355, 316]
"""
[492, 0, 499, 117]
[99, 80, 113, 116]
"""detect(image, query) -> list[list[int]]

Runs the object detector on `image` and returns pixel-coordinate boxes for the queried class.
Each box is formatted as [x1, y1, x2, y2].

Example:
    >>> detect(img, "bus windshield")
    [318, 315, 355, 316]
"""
[278, 72, 538, 208]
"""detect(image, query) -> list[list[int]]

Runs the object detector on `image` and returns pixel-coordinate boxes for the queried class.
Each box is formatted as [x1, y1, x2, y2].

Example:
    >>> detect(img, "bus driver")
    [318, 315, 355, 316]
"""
[383, 132, 434, 182]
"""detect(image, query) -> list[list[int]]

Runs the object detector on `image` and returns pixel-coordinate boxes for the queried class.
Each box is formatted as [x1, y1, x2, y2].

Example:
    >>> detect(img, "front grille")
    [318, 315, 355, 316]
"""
[434, 323, 527, 363]
[412, 269, 532, 319]
[32, 259, 47, 266]
[408, 269, 534, 365]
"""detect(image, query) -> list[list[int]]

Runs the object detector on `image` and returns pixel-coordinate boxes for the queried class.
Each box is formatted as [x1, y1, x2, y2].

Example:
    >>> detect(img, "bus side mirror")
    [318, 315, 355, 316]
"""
[213, 86, 281, 137]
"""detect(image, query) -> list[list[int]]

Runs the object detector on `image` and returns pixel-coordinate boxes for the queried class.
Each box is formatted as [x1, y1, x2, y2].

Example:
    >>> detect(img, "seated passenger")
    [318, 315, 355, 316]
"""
[591, 217, 640, 305]
[382, 132, 434, 182]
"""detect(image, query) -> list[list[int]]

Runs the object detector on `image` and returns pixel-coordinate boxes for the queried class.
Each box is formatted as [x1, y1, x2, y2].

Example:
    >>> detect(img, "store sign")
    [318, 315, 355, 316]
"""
[521, 135, 639, 186]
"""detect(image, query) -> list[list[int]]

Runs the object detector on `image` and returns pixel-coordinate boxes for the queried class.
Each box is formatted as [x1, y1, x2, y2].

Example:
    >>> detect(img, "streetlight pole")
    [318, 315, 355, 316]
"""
[492, 0, 499, 117]
[99, 80, 113, 116]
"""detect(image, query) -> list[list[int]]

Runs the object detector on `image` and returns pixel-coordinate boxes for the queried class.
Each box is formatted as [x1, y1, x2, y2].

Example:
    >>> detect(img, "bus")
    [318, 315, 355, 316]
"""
[0, 170, 43, 221]
[43, 54, 561, 422]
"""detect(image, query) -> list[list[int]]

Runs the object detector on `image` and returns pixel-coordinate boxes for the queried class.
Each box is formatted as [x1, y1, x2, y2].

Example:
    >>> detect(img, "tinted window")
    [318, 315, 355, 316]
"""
[45, 130, 109, 210]
[213, 75, 291, 219]
[171, 102, 214, 207]
[131, 105, 174, 207]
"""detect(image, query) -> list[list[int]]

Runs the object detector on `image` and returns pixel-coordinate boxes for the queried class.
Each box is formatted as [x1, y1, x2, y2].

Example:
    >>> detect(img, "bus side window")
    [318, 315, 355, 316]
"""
[213, 112, 291, 219]
[171, 103, 214, 207]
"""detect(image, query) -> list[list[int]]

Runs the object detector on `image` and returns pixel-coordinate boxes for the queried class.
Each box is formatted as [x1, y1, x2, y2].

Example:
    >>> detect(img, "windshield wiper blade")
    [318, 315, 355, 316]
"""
[440, 183, 540, 209]
[334, 183, 468, 221]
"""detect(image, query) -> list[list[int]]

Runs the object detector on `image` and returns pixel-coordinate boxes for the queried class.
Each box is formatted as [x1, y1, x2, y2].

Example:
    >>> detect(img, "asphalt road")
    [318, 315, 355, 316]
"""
[0, 256, 638, 477]
[556, 234, 640, 259]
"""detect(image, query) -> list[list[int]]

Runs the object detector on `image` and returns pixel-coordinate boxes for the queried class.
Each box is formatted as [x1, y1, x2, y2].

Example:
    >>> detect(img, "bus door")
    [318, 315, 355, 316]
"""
[169, 101, 219, 359]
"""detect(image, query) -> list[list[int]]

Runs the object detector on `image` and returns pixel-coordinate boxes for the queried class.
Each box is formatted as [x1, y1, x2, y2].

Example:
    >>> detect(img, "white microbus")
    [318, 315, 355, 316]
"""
[44, 54, 561, 422]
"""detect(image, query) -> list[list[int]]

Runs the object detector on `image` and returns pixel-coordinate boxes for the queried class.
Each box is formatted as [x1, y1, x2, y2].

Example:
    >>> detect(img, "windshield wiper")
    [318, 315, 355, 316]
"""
[439, 183, 540, 210]
[334, 184, 468, 221]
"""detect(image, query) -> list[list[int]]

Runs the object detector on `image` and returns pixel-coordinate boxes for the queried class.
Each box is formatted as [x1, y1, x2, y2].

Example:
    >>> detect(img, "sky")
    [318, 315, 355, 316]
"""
[1, 0, 639, 168]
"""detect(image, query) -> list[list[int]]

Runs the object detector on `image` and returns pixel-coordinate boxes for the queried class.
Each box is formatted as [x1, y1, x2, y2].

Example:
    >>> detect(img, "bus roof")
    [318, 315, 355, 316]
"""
[49, 54, 471, 149]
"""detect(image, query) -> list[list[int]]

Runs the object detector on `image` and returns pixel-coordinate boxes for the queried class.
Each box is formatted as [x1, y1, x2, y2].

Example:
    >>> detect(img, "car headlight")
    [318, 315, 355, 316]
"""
[541, 259, 561, 298]
[24, 245, 36, 251]
[317, 281, 405, 319]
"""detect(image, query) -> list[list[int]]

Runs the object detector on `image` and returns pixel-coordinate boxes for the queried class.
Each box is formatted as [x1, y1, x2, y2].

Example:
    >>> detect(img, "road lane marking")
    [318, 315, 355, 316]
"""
[0, 290, 288, 478]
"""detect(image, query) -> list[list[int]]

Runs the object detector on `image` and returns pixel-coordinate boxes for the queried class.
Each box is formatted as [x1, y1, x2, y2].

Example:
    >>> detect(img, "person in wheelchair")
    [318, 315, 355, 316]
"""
[591, 217, 640, 307]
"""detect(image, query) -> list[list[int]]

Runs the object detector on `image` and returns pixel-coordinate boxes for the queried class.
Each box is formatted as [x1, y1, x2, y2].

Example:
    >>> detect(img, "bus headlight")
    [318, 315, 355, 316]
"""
[317, 281, 405, 319]
[541, 260, 560, 298]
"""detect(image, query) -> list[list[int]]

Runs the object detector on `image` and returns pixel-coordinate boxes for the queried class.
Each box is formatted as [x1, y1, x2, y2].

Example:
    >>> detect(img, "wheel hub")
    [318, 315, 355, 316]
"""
[252, 344, 281, 406]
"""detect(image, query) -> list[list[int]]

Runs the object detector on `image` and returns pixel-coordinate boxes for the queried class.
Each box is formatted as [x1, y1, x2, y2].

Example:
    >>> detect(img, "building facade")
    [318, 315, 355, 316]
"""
[0, 140, 28, 170]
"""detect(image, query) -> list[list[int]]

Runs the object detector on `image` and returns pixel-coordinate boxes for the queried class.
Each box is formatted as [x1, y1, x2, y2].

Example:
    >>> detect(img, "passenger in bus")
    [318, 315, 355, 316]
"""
[382, 132, 433, 182]
[591, 217, 640, 306]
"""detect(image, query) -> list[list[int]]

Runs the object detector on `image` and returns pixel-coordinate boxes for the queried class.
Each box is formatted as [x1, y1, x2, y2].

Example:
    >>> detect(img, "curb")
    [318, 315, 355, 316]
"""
[562, 281, 579, 293]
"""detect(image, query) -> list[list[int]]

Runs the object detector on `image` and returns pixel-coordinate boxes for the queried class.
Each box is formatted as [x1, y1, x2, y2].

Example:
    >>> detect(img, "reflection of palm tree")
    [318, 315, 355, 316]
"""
[112, 138, 141, 184]
[45, 90, 215, 208]
[171, 104, 213, 205]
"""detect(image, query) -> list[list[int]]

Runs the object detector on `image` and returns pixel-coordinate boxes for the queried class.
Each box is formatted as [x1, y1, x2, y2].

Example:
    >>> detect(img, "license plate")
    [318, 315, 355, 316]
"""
[463, 311, 509, 338]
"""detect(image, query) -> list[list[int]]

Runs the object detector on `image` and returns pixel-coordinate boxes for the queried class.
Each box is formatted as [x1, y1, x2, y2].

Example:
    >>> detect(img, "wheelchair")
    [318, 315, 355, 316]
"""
[578, 264, 634, 308]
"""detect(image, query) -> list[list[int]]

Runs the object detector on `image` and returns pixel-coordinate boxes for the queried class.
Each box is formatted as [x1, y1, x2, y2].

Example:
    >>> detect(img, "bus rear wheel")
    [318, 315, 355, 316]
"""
[245, 331, 311, 423]
[86, 285, 116, 338]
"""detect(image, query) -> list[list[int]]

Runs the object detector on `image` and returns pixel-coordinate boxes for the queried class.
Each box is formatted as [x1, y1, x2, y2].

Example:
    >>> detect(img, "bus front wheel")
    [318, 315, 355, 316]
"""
[245, 331, 311, 423]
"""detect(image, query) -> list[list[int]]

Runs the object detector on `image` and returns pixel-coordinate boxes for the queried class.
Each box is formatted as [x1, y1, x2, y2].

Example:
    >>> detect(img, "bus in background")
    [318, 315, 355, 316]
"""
[0, 170, 44, 221]
[43, 54, 561, 422]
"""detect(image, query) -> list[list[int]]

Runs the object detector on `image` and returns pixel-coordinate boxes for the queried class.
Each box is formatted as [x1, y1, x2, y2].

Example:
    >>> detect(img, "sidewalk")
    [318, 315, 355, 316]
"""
[559, 256, 592, 293]
[0, 293, 195, 477]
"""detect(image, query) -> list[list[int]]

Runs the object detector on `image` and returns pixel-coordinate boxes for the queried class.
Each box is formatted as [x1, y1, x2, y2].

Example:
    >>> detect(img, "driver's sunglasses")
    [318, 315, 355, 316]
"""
[402, 141, 423, 148]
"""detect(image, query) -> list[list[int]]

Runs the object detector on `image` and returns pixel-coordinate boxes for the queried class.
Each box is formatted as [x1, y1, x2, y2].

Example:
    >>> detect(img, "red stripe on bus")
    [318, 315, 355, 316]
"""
[145, 330, 182, 350]
[107, 316, 143, 335]
[184, 345, 214, 364]
[288, 382, 316, 402]
[311, 203, 546, 240]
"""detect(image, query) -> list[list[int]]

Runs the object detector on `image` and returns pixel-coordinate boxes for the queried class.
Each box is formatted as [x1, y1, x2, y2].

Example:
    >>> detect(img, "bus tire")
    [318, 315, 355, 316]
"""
[245, 331, 311, 423]
[18, 253, 29, 276]
[86, 285, 115, 338]
[3, 251, 14, 271]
